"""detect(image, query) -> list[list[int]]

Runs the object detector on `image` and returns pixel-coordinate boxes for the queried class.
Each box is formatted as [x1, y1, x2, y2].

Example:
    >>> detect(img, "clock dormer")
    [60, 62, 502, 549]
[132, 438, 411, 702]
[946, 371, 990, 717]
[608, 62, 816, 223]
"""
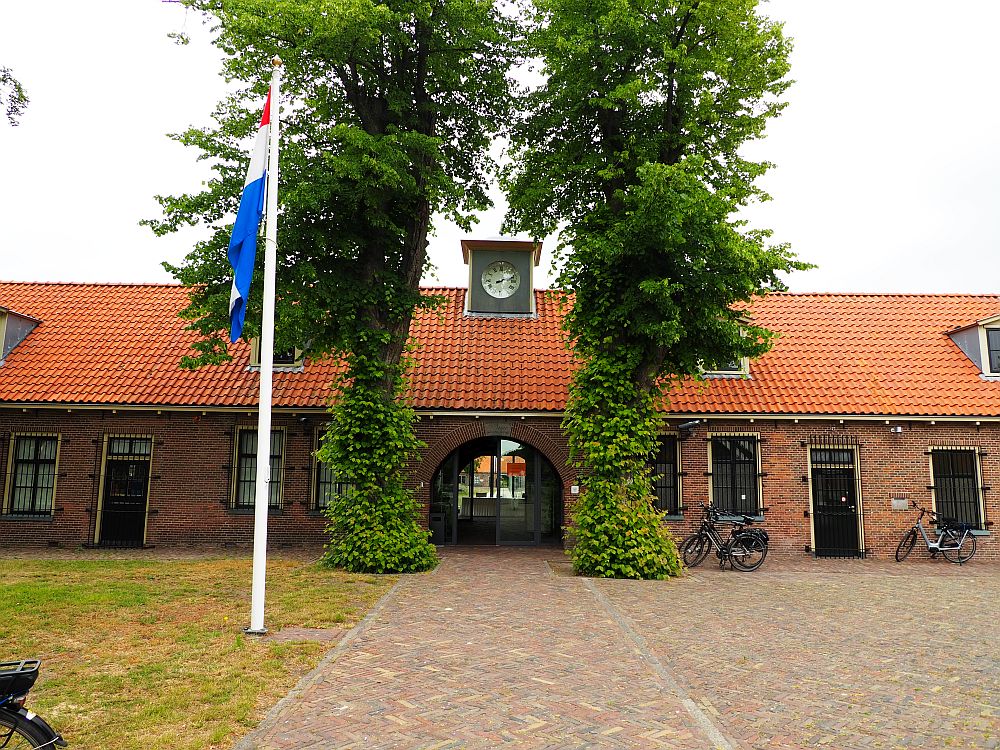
[462, 238, 541, 316]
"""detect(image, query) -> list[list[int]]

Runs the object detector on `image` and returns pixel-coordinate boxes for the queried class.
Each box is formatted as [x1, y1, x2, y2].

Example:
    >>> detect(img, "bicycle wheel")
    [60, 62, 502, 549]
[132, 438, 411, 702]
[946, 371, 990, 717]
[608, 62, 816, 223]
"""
[729, 532, 767, 572]
[940, 528, 977, 564]
[681, 533, 712, 568]
[894, 528, 918, 562]
[0, 711, 50, 749]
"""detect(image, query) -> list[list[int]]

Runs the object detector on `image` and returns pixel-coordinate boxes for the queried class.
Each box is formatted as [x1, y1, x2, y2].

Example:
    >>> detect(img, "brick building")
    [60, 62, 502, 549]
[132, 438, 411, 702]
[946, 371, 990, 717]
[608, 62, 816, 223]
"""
[2, 243, 1000, 558]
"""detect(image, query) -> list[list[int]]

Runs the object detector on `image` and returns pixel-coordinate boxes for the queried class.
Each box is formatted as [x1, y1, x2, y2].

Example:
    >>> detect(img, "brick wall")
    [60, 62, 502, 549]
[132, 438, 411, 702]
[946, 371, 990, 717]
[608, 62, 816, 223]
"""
[663, 419, 1000, 560]
[1, 407, 997, 560]
[0, 409, 331, 548]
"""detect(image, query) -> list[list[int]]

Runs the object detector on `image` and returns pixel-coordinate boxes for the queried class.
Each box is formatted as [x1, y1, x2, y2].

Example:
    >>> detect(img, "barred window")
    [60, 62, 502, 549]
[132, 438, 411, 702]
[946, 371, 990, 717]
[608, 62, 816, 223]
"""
[650, 436, 680, 514]
[931, 449, 983, 529]
[234, 429, 284, 509]
[6, 435, 59, 515]
[711, 436, 759, 515]
[314, 459, 352, 510]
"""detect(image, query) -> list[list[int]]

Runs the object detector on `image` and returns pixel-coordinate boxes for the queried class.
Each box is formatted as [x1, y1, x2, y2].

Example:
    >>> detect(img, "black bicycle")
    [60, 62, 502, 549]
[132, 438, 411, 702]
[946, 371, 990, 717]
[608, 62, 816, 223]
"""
[680, 504, 769, 572]
[0, 660, 66, 748]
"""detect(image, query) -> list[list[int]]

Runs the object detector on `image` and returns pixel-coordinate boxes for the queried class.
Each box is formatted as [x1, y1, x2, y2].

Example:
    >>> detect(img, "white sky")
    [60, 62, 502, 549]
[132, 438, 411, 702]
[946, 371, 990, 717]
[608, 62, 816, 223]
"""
[2, 1, 999, 293]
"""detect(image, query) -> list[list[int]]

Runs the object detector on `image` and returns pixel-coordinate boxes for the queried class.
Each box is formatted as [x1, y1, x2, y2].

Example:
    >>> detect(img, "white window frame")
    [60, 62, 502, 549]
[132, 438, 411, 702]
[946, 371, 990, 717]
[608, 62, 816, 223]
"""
[248, 338, 304, 370]
[981, 326, 1000, 375]
[703, 356, 750, 378]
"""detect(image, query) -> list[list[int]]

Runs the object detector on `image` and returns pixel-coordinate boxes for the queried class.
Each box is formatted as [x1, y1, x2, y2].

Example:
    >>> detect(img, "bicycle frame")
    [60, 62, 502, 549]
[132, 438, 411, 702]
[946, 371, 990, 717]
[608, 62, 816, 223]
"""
[694, 514, 751, 562]
[913, 517, 968, 552]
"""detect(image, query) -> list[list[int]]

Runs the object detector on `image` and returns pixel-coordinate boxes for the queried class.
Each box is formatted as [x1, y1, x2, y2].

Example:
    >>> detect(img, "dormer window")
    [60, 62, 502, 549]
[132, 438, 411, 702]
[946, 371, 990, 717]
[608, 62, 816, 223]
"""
[987, 329, 1000, 373]
[945, 315, 1000, 378]
[249, 338, 304, 370]
[0, 307, 40, 364]
[704, 356, 750, 378]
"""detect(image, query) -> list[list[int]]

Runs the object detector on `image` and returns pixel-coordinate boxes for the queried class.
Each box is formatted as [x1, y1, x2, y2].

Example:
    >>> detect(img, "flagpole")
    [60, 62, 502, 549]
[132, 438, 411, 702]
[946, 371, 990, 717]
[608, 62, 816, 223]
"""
[247, 55, 282, 636]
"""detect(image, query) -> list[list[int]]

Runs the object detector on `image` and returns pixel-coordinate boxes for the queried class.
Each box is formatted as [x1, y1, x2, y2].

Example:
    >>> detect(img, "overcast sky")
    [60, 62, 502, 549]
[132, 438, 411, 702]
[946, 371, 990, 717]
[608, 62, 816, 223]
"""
[2, 1, 999, 293]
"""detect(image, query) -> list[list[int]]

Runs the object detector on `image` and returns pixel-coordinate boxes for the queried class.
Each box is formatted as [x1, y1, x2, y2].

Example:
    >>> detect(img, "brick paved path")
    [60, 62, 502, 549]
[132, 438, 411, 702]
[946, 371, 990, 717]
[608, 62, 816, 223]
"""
[238, 550, 1000, 749]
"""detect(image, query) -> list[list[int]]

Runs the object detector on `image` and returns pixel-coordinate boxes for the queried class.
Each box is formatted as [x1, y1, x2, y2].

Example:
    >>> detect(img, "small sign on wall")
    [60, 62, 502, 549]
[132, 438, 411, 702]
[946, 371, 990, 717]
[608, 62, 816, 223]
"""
[891, 497, 910, 511]
[570, 485, 580, 495]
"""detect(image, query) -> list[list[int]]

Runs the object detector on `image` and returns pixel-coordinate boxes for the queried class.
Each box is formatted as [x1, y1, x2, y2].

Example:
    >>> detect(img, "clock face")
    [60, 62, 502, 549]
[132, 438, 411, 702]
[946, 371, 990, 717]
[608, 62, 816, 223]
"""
[481, 260, 521, 299]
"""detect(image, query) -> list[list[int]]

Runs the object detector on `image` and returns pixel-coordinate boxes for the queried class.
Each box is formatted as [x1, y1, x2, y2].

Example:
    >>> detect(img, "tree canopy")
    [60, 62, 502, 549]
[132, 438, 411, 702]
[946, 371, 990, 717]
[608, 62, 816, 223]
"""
[148, 0, 520, 571]
[503, 0, 808, 578]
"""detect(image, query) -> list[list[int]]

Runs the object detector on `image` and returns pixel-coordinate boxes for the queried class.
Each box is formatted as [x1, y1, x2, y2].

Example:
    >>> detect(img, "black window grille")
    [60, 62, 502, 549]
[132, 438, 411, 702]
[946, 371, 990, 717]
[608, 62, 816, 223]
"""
[7, 435, 58, 515]
[234, 429, 284, 509]
[107, 436, 152, 458]
[711, 436, 759, 515]
[931, 449, 983, 529]
[650, 436, 680, 514]
[314, 459, 352, 510]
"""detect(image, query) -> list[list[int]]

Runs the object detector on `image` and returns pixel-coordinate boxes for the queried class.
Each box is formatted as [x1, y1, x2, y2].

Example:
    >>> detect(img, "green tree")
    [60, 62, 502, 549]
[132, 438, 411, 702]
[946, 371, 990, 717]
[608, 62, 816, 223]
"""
[146, 0, 518, 572]
[504, 0, 808, 578]
[0, 67, 29, 125]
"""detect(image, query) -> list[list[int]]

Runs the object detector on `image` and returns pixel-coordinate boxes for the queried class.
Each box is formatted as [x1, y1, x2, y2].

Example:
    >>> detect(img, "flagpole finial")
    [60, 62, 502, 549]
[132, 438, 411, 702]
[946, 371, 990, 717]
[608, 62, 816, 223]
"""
[272, 55, 283, 67]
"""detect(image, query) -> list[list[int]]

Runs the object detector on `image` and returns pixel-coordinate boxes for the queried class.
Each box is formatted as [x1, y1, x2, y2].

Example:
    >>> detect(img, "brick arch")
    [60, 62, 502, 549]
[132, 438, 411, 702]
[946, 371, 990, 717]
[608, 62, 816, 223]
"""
[414, 419, 574, 488]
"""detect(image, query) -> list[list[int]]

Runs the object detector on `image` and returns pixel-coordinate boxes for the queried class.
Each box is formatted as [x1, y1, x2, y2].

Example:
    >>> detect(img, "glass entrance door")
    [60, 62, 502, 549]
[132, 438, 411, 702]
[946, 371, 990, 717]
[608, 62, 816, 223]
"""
[497, 440, 535, 544]
[457, 440, 499, 545]
[432, 437, 561, 546]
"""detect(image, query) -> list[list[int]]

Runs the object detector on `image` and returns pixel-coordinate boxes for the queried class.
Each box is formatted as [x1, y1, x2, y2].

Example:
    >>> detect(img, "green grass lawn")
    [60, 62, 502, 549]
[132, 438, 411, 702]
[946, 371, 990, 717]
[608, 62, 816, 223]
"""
[0, 554, 396, 749]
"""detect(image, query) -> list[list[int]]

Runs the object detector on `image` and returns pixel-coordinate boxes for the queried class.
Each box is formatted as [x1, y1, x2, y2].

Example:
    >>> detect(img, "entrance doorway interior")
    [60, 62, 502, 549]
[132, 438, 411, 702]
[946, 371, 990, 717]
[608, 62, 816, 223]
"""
[430, 437, 561, 546]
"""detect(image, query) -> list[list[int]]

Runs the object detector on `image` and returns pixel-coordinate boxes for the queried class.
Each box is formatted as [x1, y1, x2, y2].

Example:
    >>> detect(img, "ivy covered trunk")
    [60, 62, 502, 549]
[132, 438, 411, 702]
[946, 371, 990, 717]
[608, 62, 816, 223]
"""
[564, 339, 681, 579]
[319, 336, 437, 574]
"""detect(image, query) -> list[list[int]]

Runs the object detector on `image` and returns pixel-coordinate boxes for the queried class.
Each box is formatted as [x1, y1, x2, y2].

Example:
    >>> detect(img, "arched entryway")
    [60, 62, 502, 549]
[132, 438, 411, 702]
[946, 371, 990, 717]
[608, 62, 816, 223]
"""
[429, 437, 562, 546]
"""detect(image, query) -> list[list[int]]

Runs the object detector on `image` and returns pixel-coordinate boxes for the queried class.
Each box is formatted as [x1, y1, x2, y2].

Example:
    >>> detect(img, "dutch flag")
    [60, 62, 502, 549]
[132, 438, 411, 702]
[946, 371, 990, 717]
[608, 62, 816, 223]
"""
[228, 89, 272, 342]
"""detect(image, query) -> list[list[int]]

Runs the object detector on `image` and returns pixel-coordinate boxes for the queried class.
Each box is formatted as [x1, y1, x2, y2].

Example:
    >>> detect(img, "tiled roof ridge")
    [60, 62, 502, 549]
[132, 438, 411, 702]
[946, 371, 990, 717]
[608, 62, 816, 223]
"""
[764, 291, 1000, 299]
[1, 281, 996, 299]
[0, 280, 183, 289]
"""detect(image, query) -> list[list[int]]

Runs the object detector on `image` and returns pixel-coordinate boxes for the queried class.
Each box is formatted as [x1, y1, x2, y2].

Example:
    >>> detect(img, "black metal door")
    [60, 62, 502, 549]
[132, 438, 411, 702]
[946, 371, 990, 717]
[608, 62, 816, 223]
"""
[811, 449, 861, 557]
[99, 458, 150, 547]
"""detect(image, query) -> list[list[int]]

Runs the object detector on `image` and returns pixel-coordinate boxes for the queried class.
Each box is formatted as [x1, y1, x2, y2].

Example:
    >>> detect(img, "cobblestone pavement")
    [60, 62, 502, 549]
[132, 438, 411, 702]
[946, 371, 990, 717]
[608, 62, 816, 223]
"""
[238, 549, 1000, 749]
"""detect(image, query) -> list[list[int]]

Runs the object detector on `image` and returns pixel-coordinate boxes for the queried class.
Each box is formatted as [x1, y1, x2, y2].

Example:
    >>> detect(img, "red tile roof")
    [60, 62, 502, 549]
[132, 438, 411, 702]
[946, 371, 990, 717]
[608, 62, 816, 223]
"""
[1, 282, 1000, 417]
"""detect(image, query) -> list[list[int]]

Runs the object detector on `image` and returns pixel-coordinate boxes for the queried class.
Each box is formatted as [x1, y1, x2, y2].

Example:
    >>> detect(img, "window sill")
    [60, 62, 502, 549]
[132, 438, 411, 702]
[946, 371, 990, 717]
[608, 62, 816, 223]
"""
[228, 507, 284, 516]
[661, 514, 684, 522]
[970, 529, 991, 537]
[1, 513, 54, 522]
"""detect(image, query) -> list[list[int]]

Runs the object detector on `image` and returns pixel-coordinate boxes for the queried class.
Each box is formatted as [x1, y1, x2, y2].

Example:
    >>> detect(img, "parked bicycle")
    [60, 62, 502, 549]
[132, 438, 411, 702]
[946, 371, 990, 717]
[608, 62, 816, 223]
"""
[895, 504, 977, 564]
[0, 660, 66, 748]
[680, 503, 769, 572]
